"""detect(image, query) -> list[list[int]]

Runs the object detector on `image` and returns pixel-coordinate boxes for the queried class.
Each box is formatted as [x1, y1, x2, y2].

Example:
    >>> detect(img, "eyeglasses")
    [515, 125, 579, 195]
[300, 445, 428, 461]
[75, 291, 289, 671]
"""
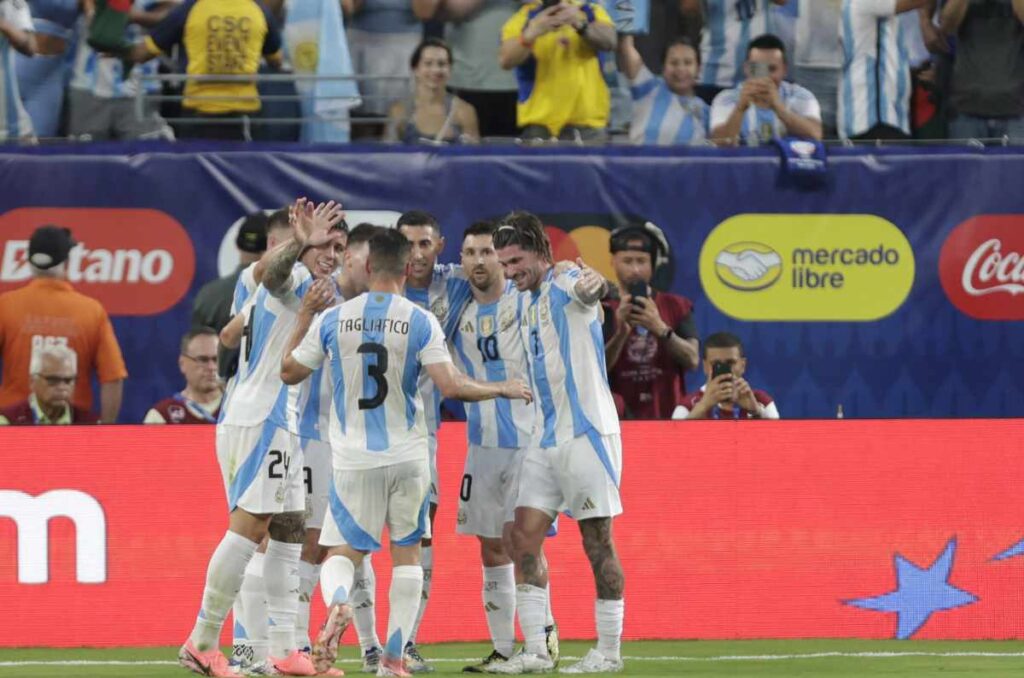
[182, 354, 218, 366]
[36, 374, 75, 386]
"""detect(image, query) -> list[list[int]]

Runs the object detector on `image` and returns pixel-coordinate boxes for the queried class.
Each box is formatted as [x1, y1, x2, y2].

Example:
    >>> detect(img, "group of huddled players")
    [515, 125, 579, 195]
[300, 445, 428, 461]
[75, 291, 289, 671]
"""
[177, 201, 626, 677]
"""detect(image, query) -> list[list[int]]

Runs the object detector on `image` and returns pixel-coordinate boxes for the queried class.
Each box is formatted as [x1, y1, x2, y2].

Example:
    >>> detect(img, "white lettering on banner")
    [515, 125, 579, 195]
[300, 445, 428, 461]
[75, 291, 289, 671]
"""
[961, 239, 1024, 297]
[0, 490, 107, 584]
[0, 240, 174, 284]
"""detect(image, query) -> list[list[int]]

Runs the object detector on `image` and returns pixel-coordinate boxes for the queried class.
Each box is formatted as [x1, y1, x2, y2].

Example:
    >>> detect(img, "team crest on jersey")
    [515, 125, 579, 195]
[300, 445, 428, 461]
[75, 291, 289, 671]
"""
[499, 308, 516, 332]
[168, 404, 186, 423]
[431, 298, 448, 322]
[539, 302, 550, 325]
[480, 316, 495, 336]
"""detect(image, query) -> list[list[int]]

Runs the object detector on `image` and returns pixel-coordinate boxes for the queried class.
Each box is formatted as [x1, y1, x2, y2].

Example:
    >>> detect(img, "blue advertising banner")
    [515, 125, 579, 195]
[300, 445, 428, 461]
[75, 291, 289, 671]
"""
[0, 143, 1021, 423]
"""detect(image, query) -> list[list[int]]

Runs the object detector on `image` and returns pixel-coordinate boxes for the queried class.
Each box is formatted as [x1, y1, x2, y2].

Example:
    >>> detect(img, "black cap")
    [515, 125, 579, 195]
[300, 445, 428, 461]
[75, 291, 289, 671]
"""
[609, 225, 656, 256]
[235, 212, 269, 254]
[28, 226, 77, 269]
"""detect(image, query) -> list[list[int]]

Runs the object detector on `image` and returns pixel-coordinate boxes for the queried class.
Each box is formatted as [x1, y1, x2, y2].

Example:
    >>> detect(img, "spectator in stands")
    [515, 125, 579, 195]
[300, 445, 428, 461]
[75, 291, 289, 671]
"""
[439, 0, 519, 137]
[681, 0, 788, 103]
[710, 33, 822, 145]
[143, 327, 222, 424]
[0, 0, 37, 141]
[603, 223, 699, 419]
[0, 345, 98, 425]
[838, 0, 932, 141]
[67, 0, 176, 140]
[0, 226, 127, 423]
[127, 0, 284, 141]
[790, 0, 842, 138]
[617, 33, 709, 145]
[14, 0, 84, 138]
[940, 0, 1024, 141]
[672, 331, 779, 420]
[499, 0, 616, 142]
[191, 211, 268, 335]
[345, 0, 427, 138]
[385, 37, 480, 143]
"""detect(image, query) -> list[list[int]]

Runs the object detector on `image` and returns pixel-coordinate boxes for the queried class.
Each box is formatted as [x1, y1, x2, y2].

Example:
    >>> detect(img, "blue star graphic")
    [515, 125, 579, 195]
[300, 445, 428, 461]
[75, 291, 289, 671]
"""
[844, 537, 978, 639]
[993, 538, 1024, 561]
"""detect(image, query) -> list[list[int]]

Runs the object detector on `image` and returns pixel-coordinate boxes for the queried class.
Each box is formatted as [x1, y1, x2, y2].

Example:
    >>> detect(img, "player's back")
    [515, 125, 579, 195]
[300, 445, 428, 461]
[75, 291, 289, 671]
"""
[322, 292, 448, 469]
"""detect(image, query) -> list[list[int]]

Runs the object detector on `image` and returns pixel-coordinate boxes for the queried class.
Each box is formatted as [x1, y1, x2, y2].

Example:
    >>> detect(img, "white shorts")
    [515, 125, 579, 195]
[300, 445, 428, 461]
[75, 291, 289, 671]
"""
[456, 444, 526, 539]
[217, 423, 305, 515]
[319, 459, 432, 552]
[516, 431, 623, 520]
[301, 437, 332, 530]
[428, 431, 439, 505]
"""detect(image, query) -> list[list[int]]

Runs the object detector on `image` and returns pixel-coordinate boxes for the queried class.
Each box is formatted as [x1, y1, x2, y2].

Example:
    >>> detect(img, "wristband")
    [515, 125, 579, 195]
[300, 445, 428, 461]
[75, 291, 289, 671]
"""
[519, 32, 534, 49]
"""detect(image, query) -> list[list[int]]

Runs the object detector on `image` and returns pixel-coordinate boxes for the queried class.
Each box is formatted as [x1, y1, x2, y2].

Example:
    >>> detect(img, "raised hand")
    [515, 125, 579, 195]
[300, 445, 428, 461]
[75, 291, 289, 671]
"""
[575, 257, 607, 300]
[301, 277, 336, 315]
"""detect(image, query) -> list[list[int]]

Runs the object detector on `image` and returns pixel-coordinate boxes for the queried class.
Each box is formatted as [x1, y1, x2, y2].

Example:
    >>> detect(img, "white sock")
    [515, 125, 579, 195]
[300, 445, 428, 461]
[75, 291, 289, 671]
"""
[352, 554, 381, 652]
[384, 565, 423, 660]
[545, 583, 555, 628]
[190, 531, 258, 651]
[407, 546, 432, 646]
[232, 552, 269, 666]
[482, 565, 516, 657]
[320, 555, 356, 608]
[595, 599, 624, 661]
[264, 540, 302, 658]
[516, 584, 548, 658]
[295, 560, 320, 652]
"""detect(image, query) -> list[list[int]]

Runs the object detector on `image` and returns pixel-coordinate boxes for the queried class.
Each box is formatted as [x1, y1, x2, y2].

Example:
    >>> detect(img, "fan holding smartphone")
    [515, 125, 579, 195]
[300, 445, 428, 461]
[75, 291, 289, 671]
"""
[671, 332, 780, 420]
[604, 223, 700, 420]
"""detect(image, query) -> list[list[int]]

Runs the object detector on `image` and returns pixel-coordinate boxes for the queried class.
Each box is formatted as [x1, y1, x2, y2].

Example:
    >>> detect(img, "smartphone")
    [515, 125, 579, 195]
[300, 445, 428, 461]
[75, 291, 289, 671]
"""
[750, 62, 771, 79]
[627, 281, 647, 305]
[711, 360, 734, 380]
[542, 0, 560, 8]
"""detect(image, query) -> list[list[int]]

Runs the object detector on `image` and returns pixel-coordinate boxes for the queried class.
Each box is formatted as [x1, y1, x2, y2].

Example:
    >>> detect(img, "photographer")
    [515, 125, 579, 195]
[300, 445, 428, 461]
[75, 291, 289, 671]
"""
[603, 223, 698, 420]
[672, 332, 779, 420]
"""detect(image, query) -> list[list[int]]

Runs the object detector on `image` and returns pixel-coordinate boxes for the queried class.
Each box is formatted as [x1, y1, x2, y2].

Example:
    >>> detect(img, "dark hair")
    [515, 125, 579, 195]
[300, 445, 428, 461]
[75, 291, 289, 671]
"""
[661, 36, 700, 67]
[609, 226, 655, 256]
[492, 210, 552, 262]
[267, 208, 291, 233]
[747, 33, 786, 62]
[397, 210, 441, 237]
[347, 223, 381, 247]
[369, 228, 413, 277]
[181, 326, 218, 355]
[410, 37, 453, 70]
[703, 331, 745, 358]
[462, 220, 497, 242]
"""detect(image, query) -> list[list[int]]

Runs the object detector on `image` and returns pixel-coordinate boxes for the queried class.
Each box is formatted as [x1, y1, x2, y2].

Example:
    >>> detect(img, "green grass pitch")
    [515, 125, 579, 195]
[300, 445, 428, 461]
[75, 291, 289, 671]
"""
[5, 640, 1024, 677]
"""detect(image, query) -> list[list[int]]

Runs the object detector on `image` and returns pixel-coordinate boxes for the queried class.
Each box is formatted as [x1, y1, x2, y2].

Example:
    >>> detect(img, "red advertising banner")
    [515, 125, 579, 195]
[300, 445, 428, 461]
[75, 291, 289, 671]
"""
[2, 421, 1024, 648]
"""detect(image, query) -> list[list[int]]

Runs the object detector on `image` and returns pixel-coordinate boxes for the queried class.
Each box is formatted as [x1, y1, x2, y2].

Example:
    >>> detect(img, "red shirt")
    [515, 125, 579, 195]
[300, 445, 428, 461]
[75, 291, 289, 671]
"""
[677, 387, 776, 419]
[0, 398, 99, 425]
[604, 290, 695, 420]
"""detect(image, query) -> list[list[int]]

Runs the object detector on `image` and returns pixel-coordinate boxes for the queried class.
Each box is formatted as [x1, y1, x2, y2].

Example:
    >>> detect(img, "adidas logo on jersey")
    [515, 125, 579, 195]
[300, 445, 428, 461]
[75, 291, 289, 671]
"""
[581, 497, 597, 511]
[484, 602, 501, 612]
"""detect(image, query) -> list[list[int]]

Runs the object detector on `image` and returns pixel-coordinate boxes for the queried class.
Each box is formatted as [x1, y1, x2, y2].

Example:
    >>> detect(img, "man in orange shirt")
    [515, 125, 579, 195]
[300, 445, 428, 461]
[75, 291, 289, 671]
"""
[0, 225, 128, 423]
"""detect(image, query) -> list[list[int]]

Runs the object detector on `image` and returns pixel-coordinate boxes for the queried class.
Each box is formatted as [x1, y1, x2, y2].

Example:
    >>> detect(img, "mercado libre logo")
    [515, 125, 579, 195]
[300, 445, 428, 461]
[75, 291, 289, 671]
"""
[0, 208, 195, 316]
[699, 214, 915, 321]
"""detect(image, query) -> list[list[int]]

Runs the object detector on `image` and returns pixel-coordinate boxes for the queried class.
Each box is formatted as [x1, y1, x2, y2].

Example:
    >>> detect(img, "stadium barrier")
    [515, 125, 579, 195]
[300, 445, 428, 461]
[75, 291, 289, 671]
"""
[3, 419, 1023, 647]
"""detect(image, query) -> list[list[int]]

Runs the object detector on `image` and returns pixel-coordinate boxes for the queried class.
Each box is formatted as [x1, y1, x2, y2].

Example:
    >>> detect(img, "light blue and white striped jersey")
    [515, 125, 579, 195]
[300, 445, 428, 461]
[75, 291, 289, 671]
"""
[405, 263, 472, 432]
[451, 282, 534, 449]
[69, 1, 162, 98]
[292, 292, 452, 470]
[231, 263, 260, 316]
[628, 65, 710, 145]
[0, 0, 34, 140]
[710, 80, 821, 144]
[837, 0, 912, 139]
[220, 263, 314, 428]
[519, 268, 619, 449]
[699, 0, 774, 88]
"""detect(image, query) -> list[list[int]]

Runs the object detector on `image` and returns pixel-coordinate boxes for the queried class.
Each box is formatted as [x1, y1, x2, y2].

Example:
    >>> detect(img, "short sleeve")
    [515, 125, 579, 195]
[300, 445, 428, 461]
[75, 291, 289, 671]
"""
[788, 85, 822, 122]
[292, 312, 328, 370]
[143, 408, 167, 424]
[552, 267, 584, 304]
[417, 312, 452, 366]
[501, 6, 529, 41]
[710, 88, 738, 130]
[629, 65, 659, 100]
[675, 312, 698, 341]
[95, 308, 129, 383]
[231, 264, 257, 315]
[851, 0, 897, 17]
[146, 0, 193, 54]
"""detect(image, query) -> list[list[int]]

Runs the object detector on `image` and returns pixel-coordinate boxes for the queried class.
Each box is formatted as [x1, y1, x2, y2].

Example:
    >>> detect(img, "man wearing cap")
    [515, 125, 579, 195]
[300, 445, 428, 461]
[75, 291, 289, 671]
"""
[602, 223, 699, 419]
[0, 225, 128, 423]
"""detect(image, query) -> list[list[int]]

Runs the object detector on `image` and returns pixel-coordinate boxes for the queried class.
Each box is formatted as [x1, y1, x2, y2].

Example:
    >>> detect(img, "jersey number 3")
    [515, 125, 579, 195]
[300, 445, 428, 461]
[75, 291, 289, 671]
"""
[358, 342, 389, 410]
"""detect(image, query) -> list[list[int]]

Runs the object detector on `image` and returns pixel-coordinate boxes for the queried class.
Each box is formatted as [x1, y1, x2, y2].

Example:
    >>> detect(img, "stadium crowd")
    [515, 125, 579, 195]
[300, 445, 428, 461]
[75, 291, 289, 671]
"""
[0, 0, 1020, 143]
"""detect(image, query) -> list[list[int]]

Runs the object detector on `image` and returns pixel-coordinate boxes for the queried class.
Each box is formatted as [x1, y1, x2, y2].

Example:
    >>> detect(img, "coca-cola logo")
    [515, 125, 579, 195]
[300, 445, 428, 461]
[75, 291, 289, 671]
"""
[0, 208, 195, 316]
[939, 215, 1024, 320]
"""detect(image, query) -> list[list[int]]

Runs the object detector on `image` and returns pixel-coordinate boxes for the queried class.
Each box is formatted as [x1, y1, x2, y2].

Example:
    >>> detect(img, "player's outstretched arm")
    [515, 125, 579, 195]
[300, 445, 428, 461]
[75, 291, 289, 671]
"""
[425, 361, 533, 404]
[572, 258, 609, 306]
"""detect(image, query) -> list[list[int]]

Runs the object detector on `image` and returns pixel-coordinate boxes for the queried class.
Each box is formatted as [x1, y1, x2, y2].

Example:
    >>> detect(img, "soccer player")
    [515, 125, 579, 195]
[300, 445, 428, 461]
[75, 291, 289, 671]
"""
[451, 221, 559, 673]
[281, 228, 532, 678]
[395, 210, 473, 673]
[179, 202, 345, 678]
[492, 211, 626, 675]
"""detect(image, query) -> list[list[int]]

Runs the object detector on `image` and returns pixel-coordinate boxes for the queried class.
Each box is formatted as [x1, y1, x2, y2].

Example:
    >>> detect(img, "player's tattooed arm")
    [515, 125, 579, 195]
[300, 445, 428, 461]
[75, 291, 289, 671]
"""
[580, 518, 625, 600]
[262, 238, 304, 295]
[573, 257, 609, 306]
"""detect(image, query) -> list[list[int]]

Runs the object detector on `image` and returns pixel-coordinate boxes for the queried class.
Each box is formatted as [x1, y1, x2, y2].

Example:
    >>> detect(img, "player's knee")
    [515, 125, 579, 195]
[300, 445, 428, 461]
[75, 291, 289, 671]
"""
[268, 511, 306, 544]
